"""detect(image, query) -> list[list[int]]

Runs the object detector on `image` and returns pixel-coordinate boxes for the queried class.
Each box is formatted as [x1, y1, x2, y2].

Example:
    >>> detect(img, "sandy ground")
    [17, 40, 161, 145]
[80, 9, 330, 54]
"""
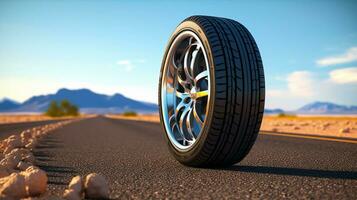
[106, 114, 357, 139]
[261, 115, 357, 138]
[0, 114, 94, 124]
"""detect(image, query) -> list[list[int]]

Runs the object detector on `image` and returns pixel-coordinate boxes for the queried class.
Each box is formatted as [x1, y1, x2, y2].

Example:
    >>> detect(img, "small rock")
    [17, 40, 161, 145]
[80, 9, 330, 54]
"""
[63, 189, 81, 200]
[0, 173, 27, 199]
[293, 126, 300, 130]
[33, 130, 42, 138]
[21, 166, 48, 196]
[25, 139, 37, 150]
[6, 148, 30, 160]
[271, 128, 278, 132]
[3, 146, 15, 155]
[17, 161, 32, 171]
[0, 156, 20, 169]
[22, 153, 35, 164]
[0, 166, 9, 178]
[21, 130, 32, 140]
[339, 127, 350, 133]
[5, 135, 23, 149]
[84, 173, 109, 199]
[68, 175, 83, 194]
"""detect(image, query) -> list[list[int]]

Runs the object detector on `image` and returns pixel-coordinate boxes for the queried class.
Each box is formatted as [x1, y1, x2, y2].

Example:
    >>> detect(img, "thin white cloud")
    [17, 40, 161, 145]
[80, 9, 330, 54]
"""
[287, 71, 314, 97]
[316, 47, 357, 66]
[117, 60, 131, 65]
[116, 59, 146, 72]
[117, 60, 134, 71]
[329, 67, 357, 84]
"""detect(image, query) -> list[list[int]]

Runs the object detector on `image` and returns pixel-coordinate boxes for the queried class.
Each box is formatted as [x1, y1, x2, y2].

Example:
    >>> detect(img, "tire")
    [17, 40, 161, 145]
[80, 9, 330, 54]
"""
[158, 15, 265, 167]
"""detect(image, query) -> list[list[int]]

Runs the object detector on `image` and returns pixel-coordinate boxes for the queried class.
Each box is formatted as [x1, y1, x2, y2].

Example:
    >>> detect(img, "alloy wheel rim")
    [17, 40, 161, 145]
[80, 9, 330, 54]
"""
[161, 30, 210, 151]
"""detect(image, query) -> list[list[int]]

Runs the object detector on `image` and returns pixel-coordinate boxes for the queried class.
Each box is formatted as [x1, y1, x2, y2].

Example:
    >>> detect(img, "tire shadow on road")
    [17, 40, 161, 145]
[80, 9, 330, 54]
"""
[220, 165, 357, 180]
[33, 134, 78, 186]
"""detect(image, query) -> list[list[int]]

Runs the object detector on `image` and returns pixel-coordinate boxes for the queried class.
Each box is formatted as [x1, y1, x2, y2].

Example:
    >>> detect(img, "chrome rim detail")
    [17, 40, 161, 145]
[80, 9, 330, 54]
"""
[161, 31, 210, 151]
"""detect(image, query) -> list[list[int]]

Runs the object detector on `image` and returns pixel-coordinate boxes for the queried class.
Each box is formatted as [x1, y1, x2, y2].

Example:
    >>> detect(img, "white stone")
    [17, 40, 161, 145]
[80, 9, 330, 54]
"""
[0, 173, 27, 198]
[23, 153, 35, 164]
[63, 189, 81, 200]
[21, 130, 32, 138]
[5, 135, 23, 149]
[21, 166, 48, 196]
[3, 146, 14, 155]
[68, 175, 83, 194]
[84, 173, 109, 199]
[0, 156, 20, 169]
[25, 139, 37, 150]
[6, 148, 30, 160]
[17, 161, 32, 171]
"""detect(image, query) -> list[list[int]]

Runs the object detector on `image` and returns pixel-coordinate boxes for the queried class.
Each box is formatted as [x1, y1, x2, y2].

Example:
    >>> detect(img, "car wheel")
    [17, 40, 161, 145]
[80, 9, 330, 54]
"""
[158, 15, 265, 167]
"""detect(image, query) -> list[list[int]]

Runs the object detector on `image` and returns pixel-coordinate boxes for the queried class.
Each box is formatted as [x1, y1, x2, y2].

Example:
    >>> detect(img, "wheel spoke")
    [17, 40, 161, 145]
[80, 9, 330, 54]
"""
[183, 47, 193, 81]
[169, 115, 186, 143]
[176, 91, 188, 99]
[186, 108, 196, 140]
[188, 36, 194, 45]
[193, 103, 203, 127]
[179, 106, 191, 140]
[188, 37, 199, 46]
[194, 70, 208, 84]
[172, 53, 180, 69]
[177, 73, 189, 88]
[175, 101, 186, 118]
[169, 115, 177, 133]
[190, 47, 200, 78]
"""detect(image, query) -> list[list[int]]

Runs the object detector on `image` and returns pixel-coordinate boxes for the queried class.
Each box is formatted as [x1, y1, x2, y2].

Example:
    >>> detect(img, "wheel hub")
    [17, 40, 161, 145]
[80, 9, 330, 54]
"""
[161, 30, 210, 151]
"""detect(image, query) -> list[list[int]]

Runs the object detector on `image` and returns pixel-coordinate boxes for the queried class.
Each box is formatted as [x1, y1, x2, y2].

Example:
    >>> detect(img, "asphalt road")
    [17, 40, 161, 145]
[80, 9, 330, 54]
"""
[15, 116, 357, 199]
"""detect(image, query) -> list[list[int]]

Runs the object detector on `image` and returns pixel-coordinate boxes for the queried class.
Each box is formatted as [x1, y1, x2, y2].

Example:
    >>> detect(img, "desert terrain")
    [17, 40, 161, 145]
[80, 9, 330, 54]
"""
[106, 114, 357, 139]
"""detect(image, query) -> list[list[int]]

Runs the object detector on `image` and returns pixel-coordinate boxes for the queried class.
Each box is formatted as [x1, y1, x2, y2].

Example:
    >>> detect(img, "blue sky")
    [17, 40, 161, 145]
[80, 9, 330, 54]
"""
[0, 0, 356, 110]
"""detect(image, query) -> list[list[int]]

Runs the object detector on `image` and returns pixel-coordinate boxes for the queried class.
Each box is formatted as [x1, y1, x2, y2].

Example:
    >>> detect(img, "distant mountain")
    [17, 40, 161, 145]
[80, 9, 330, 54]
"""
[2, 90, 355, 115]
[264, 101, 357, 115]
[296, 101, 357, 114]
[1, 88, 157, 114]
[0, 98, 20, 111]
[264, 108, 284, 114]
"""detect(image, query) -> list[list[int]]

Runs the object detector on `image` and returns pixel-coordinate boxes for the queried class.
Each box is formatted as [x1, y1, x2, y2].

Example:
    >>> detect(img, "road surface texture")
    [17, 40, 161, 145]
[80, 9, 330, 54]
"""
[27, 116, 357, 199]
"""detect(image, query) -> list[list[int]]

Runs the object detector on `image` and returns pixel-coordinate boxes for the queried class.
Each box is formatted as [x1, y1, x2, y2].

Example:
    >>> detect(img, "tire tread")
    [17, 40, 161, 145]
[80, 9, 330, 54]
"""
[184, 15, 265, 166]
